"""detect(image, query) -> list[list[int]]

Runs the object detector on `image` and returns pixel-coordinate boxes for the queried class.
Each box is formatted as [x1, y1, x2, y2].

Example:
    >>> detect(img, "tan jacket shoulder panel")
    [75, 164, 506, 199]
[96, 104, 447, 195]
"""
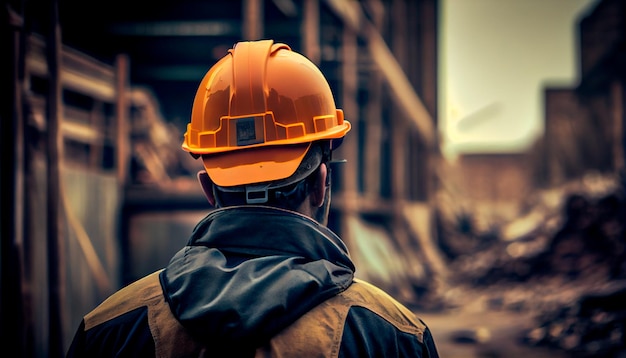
[257, 279, 426, 357]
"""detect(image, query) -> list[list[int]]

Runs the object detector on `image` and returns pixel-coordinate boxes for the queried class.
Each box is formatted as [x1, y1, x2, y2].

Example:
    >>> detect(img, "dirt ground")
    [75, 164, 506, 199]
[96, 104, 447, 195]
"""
[419, 309, 569, 358]
[412, 274, 626, 358]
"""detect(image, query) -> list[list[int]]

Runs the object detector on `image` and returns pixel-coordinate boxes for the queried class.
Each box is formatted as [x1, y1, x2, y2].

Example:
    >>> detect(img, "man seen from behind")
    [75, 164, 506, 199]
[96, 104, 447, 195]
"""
[66, 39, 440, 357]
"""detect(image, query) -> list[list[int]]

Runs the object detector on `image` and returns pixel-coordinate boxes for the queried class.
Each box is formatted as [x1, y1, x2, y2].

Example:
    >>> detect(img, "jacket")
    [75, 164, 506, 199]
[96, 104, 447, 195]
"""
[66, 205, 439, 357]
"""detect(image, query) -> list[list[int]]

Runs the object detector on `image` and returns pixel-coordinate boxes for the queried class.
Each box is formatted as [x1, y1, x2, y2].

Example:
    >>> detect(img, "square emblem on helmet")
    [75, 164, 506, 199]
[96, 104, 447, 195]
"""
[236, 116, 263, 146]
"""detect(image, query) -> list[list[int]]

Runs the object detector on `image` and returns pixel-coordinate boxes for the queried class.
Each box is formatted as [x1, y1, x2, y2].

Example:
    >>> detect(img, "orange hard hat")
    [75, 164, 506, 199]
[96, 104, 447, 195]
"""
[182, 39, 351, 187]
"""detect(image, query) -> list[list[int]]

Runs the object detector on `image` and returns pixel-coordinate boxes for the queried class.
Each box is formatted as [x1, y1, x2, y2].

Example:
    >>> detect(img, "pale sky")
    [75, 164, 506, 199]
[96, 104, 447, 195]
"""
[439, 0, 600, 160]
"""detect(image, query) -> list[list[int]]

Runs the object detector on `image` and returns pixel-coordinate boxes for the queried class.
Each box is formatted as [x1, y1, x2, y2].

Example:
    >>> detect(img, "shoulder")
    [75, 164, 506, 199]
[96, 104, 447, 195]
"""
[77, 270, 206, 357]
[340, 279, 428, 335]
[84, 270, 163, 329]
[68, 271, 166, 357]
[283, 278, 427, 335]
[261, 279, 430, 357]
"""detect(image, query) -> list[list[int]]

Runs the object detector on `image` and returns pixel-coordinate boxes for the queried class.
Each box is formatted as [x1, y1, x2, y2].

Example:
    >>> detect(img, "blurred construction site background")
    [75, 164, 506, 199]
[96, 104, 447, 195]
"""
[2, 0, 625, 357]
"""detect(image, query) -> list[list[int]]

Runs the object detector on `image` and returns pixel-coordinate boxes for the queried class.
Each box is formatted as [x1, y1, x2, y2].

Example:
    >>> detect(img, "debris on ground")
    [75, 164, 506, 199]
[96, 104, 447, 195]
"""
[434, 172, 626, 356]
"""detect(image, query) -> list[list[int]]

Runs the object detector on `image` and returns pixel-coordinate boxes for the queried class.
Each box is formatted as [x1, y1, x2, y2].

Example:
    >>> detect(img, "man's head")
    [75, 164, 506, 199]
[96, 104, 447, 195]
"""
[182, 40, 350, 223]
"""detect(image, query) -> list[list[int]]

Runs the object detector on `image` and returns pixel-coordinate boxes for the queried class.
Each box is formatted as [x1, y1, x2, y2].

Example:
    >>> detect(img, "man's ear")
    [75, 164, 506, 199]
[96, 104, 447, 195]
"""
[310, 163, 328, 208]
[197, 170, 216, 207]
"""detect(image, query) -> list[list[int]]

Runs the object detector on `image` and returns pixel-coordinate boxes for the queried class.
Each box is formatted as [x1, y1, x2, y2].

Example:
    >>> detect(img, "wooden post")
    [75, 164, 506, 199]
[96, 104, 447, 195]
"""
[612, 80, 624, 170]
[90, 101, 104, 169]
[1, 3, 27, 355]
[243, 0, 263, 40]
[302, 0, 320, 64]
[390, 0, 407, 203]
[340, 21, 359, 243]
[45, 0, 65, 355]
[364, 0, 383, 198]
[115, 54, 130, 186]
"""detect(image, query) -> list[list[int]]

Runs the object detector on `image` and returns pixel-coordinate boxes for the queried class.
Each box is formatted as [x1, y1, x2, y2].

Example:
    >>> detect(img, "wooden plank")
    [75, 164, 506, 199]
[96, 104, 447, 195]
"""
[27, 35, 117, 102]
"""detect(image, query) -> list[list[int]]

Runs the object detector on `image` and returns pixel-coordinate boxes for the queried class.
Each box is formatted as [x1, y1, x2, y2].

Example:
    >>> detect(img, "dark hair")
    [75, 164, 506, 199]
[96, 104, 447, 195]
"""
[212, 141, 331, 210]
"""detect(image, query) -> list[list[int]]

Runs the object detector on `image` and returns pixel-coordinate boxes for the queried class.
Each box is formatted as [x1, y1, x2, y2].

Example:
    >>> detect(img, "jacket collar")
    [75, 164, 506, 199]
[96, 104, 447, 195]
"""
[189, 205, 353, 267]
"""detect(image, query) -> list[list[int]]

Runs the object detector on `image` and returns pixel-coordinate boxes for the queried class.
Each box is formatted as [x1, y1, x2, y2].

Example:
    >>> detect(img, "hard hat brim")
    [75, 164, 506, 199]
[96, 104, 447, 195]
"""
[202, 143, 312, 187]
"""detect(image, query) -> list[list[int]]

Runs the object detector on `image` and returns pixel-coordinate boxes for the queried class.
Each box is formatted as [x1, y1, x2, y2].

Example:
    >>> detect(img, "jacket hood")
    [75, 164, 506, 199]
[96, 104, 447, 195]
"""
[160, 206, 355, 349]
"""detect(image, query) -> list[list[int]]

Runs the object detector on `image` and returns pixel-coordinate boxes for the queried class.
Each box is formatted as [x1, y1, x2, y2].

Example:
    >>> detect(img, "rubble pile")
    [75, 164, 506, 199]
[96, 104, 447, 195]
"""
[443, 190, 625, 285]
[522, 282, 626, 357]
[435, 173, 626, 356]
